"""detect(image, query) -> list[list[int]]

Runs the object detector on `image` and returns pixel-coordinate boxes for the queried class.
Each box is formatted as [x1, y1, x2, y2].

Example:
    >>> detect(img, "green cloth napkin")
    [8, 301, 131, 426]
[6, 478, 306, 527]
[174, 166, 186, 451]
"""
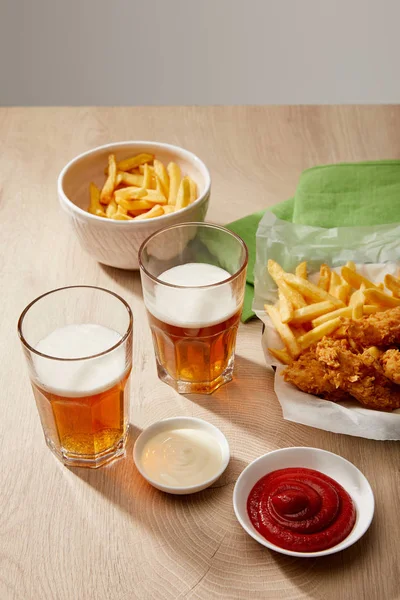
[227, 160, 400, 323]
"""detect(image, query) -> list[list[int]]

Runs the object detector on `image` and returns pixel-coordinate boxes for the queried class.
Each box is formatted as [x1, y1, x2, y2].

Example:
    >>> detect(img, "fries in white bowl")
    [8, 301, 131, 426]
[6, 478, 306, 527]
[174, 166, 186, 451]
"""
[58, 141, 211, 269]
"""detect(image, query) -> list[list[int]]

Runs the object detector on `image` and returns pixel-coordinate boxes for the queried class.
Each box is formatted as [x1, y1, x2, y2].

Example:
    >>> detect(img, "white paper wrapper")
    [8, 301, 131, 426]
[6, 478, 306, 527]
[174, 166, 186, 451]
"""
[254, 212, 400, 440]
[273, 365, 400, 440]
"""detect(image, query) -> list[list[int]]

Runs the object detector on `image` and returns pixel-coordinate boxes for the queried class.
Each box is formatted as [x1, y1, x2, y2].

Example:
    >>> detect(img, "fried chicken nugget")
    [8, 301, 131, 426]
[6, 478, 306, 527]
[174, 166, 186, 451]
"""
[380, 349, 400, 385]
[347, 307, 400, 347]
[282, 346, 351, 403]
[284, 338, 400, 411]
[315, 339, 400, 411]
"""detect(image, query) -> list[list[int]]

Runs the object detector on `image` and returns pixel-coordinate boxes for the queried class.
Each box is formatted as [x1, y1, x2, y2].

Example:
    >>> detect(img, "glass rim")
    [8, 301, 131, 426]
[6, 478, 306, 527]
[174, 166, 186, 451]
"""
[138, 222, 249, 289]
[17, 285, 133, 362]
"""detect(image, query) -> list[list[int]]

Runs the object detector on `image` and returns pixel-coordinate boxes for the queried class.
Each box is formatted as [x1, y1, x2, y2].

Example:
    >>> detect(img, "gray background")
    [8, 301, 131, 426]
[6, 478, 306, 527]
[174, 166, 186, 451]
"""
[1, 0, 400, 105]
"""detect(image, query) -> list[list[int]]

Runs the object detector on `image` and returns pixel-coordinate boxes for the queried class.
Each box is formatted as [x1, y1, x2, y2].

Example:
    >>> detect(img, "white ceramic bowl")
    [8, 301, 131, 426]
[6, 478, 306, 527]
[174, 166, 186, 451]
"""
[58, 141, 211, 269]
[233, 447, 374, 558]
[133, 417, 230, 495]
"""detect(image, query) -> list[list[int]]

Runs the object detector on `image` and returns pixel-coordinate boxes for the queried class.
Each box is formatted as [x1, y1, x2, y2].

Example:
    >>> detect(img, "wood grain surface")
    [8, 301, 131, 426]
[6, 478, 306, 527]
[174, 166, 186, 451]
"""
[1, 106, 400, 600]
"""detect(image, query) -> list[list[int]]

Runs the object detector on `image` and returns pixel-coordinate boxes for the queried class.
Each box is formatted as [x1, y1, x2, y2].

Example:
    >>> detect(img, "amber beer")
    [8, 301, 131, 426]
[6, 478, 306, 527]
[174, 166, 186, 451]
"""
[148, 308, 241, 383]
[30, 323, 130, 462]
[145, 262, 243, 393]
[32, 371, 130, 457]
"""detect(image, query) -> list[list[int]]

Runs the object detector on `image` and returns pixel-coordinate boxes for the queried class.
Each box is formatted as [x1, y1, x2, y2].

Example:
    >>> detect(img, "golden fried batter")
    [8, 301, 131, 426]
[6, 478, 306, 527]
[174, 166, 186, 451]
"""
[315, 339, 400, 411]
[283, 307, 400, 412]
[281, 347, 350, 403]
[347, 307, 400, 347]
[380, 349, 400, 385]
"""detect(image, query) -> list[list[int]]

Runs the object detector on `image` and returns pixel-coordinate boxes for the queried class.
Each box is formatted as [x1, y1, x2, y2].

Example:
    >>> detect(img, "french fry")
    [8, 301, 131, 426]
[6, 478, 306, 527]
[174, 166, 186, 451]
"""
[317, 264, 331, 292]
[312, 306, 352, 327]
[341, 266, 379, 290]
[365, 346, 381, 359]
[106, 200, 117, 218]
[282, 273, 344, 307]
[88, 182, 106, 217]
[330, 271, 350, 302]
[352, 301, 364, 320]
[139, 164, 154, 174]
[114, 187, 166, 204]
[100, 154, 117, 204]
[329, 271, 351, 304]
[289, 301, 336, 325]
[117, 199, 154, 212]
[142, 163, 152, 189]
[268, 259, 286, 280]
[188, 177, 197, 203]
[338, 264, 354, 303]
[91, 154, 196, 220]
[268, 347, 293, 365]
[133, 204, 164, 220]
[167, 162, 181, 205]
[278, 281, 307, 310]
[278, 289, 294, 324]
[363, 304, 386, 314]
[155, 175, 167, 200]
[128, 210, 149, 218]
[312, 303, 383, 327]
[297, 318, 342, 351]
[154, 159, 169, 199]
[364, 289, 400, 308]
[295, 261, 307, 279]
[112, 213, 133, 220]
[116, 153, 154, 172]
[337, 284, 351, 304]
[118, 171, 144, 187]
[265, 305, 301, 358]
[329, 271, 342, 297]
[349, 287, 364, 307]
[111, 206, 133, 220]
[384, 274, 400, 298]
[162, 205, 175, 215]
[267, 261, 307, 309]
[175, 177, 191, 210]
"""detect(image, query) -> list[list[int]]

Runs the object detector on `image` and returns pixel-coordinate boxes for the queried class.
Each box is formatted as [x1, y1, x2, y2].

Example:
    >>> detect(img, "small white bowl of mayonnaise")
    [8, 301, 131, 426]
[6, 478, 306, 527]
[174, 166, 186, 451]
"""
[133, 417, 230, 494]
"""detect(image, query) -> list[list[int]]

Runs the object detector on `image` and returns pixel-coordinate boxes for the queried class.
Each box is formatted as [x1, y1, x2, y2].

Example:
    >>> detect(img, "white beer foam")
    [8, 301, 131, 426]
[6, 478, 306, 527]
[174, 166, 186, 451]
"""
[146, 263, 238, 328]
[34, 324, 126, 397]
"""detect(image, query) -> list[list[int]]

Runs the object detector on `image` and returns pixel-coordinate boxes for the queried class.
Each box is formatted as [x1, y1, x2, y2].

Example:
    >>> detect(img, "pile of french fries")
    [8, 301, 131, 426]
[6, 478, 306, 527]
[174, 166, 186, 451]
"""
[266, 259, 400, 365]
[88, 153, 198, 220]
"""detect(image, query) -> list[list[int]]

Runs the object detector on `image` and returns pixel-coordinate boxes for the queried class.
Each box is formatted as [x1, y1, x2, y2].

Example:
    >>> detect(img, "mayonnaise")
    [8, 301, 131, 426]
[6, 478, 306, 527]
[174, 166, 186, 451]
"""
[139, 428, 223, 488]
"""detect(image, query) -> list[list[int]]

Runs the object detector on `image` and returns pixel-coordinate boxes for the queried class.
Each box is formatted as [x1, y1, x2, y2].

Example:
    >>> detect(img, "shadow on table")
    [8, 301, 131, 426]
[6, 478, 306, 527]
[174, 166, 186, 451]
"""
[69, 423, 245, 518]
[268, 521, 376, 600]
[68, 423, 148, 521]
[184, 353, 276, 444]
[99, 264, 143, 298]
[69, 423, 245, 582]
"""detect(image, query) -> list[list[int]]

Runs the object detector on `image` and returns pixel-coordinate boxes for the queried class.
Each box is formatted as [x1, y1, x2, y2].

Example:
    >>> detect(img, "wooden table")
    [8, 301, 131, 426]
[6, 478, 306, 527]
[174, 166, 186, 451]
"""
[2, 106, 400, 600]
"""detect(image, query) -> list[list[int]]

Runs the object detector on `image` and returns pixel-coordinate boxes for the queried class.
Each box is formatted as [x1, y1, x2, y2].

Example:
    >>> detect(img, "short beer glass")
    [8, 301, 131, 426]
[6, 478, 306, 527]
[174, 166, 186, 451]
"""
[18, 286, 133, 468]
[139, 223, 248, 394]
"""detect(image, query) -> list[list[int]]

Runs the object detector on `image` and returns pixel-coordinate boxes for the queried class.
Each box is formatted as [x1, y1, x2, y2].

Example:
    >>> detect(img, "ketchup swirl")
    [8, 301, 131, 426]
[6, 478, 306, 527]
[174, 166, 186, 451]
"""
[247, 468, 356, 552]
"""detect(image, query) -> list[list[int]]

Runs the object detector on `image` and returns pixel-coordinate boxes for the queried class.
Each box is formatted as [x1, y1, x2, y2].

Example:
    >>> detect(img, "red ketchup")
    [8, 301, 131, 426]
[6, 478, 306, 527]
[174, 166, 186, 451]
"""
[247, 468, 356, 552]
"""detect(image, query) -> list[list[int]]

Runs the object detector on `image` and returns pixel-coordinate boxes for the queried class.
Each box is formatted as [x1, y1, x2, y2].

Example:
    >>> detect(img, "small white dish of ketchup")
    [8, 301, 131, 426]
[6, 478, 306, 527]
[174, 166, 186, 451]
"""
[233, 447, 374, 557]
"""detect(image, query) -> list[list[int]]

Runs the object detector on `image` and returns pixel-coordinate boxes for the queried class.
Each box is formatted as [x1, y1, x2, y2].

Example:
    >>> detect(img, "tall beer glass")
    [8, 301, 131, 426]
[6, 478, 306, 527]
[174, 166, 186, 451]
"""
[18, 286, 133, 468]
[139, 223, 248, 394]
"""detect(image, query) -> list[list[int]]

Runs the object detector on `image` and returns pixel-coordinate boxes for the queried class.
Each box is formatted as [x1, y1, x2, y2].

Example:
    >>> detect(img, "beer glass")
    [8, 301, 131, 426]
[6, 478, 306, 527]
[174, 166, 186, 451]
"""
[139, 223, 248, 394]
[18, 286, 133, 468]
